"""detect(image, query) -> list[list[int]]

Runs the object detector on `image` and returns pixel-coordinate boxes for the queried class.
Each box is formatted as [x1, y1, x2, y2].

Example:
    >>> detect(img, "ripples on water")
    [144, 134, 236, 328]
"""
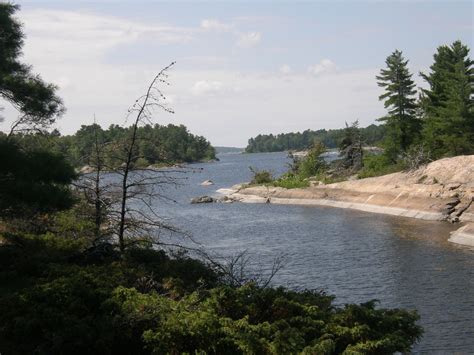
[148, 152, 474, 353]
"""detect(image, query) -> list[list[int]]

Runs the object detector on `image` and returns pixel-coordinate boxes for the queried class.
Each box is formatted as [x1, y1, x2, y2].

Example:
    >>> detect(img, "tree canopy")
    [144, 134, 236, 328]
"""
[0, 4, 72, 220]
[245, 124, 386, 153]
[420, 40, 474, 158]
[376, 50, 420, 161]
[31, 123, 216, 168]
[0, 3, 64, 133]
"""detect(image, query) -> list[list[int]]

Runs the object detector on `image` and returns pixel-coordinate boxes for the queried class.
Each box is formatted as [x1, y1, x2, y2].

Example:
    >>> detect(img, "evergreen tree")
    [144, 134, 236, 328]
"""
[0, 3, 64, 133]
[377, 50, 420, 161]
[420, 40, 474, 158]
[0, 4, 74, 221]
[0, 138, 76, 219]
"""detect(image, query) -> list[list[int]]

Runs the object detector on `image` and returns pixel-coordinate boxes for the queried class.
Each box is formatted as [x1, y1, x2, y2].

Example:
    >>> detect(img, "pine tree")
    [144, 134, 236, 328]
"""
[0, 3, 64, 134]
[420, 41, 474, 158]
[377, 50, 420, 161]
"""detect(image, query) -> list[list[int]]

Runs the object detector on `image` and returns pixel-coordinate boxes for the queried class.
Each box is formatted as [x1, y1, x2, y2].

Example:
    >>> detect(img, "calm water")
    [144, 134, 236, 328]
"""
[149, 152, 474, 353]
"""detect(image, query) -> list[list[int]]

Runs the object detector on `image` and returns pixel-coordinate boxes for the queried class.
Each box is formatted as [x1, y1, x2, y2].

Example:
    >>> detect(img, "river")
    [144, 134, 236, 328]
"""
[148, 151, 474, 353]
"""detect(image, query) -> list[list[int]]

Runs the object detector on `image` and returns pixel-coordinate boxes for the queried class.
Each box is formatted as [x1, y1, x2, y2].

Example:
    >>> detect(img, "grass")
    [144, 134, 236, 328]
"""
[271, 175, 309, 189]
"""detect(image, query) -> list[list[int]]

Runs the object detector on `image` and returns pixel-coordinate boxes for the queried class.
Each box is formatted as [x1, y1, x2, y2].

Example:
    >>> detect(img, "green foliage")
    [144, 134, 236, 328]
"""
[377, 50, 421, 161]
[358, 154, 403, 179]
[273, 174, 310, 189]
[420, 40, 474, 158]
[339, 120, 364, 170]
[249, 167, 273, 184]
[111, 283, 421, 354]
[0, 138, 76, 218]
[0, 233, 219, 354]
[298, 143, 328, 179]
[245, 125, 386, 153]
[12, 123, 216, 168]
[250, 144, 328, 189]
[0, 3, 64, 130]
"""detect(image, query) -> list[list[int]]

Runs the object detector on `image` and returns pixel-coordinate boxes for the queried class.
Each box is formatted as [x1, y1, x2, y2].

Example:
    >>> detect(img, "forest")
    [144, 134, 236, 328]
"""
[1, 123, 216, 169]
[245, 124, 386, 153]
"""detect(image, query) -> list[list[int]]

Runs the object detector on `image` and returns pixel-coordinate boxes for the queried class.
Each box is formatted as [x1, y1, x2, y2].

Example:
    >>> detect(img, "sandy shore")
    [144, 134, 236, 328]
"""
[217, 155, 474, 247]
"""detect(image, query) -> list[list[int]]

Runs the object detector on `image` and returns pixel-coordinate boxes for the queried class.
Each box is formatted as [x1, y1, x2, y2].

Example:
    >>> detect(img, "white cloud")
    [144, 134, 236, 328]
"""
[191, 80, 224, 96]
[20, 9, 194, 65]
[279, 64, 292, 75]
[200, 19, 233, 32]
[308, 59, 337, 76]
[236, 31, 262, 48]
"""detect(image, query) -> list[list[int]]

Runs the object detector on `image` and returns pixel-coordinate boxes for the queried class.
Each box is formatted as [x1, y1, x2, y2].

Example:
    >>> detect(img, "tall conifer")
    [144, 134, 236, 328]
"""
[377, 50, 419, 161]
[420, 41, 474, 158]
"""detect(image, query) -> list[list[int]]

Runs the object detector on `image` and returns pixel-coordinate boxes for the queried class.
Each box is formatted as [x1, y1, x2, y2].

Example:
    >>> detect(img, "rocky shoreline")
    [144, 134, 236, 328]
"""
[217, 155, 474, 247]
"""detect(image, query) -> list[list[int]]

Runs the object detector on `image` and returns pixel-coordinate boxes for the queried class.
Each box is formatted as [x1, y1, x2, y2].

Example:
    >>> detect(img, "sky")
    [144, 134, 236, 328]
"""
[1, 0, 473, 147]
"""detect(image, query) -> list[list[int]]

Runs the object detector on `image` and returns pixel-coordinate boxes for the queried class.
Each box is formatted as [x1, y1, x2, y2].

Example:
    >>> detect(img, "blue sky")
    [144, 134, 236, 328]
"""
[2, 0, 473, 146]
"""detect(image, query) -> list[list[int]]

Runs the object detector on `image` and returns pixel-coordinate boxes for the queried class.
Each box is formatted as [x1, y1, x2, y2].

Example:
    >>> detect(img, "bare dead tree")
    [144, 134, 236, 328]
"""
[402, 144, 432, 171]
[117, 62, 175, 252]
[72, 62, 188, 253]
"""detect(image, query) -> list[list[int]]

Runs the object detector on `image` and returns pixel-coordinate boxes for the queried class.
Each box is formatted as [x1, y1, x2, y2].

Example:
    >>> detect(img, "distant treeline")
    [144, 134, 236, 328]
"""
[214, 146, 245, 154]
[245, 124, 385, 153]
[6, 123, 216, 168]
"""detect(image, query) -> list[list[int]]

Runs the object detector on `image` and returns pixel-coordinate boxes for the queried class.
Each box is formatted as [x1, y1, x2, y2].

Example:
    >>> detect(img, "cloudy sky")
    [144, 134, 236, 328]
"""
[2, 0, 473, 146]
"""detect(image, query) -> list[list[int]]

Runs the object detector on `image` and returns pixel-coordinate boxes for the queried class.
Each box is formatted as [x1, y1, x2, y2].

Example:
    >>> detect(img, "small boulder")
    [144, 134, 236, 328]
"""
[200, 180, 214, 186]
[191, 196, 216, 204]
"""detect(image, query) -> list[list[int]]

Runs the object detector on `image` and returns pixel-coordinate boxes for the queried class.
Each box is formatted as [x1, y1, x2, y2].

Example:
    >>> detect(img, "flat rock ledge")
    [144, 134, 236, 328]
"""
[449, 223, 474, 247]
[218, 156, 474, 247]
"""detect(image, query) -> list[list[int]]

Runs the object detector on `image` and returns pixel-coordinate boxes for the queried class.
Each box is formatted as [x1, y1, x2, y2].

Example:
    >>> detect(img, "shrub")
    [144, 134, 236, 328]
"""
[273, 174, 309, 189]
[249, 167, 273, 184]
[298, 142, 328, 179]
[112, 284, 422, 354]
[358, 153, 403, 178]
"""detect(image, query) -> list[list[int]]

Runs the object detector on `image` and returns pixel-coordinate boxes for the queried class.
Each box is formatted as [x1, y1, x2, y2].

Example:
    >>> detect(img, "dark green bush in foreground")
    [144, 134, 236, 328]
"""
[0, 233, 422, 355]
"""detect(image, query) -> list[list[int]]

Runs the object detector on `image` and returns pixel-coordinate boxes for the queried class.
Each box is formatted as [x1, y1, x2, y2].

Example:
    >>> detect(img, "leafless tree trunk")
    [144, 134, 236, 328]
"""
[72, 122, 114, 244]
[115, 62, 176, 252]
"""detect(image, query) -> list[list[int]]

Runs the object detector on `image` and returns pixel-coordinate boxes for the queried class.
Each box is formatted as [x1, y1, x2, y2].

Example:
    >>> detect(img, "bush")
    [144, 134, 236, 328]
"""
[358, 154, 403, 178]
[298, 142, 328, 179]
[249, 167, 273, 184]
[112, 284, 422, 354]
[272, 174, 309, 189]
